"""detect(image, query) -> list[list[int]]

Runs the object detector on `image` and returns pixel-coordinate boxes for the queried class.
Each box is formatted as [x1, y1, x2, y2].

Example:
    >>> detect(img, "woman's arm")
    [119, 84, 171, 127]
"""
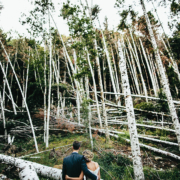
[65, 171, 84, 180]
[97, 169, 100, 180]
[95, 162, 100, 180]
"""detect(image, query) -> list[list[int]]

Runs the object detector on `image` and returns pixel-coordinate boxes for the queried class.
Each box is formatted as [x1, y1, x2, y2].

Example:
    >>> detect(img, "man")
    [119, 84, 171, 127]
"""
[62, 141, 98, 180]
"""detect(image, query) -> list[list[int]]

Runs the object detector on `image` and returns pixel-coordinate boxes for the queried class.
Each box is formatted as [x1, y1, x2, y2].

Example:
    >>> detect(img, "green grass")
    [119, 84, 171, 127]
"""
[1, 133, 180, 180]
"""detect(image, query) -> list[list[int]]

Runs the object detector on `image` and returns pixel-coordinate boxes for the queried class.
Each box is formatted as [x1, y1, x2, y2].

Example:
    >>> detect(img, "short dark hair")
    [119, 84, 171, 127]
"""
[73, 141, 80, 150]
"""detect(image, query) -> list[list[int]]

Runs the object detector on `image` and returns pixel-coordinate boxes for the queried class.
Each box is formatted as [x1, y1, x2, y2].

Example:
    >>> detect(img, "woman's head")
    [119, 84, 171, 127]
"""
[82, 150, 94, 162]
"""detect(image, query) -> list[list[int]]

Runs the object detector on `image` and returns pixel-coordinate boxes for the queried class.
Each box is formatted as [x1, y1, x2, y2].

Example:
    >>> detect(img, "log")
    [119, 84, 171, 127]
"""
[0, 154, 62, 179]
[92, 128, 180, 161]
[19, 164, 39, 180]
[20, 143, 72, 159]
[138, 135, 178, 146]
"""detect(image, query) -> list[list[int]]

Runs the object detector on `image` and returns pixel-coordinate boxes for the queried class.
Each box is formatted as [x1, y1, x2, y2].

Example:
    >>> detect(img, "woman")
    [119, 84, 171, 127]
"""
[65, 150, 100, 180]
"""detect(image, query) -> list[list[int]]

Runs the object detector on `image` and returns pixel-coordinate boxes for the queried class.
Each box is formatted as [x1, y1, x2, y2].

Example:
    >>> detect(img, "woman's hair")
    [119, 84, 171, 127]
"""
[82, 150, 94, 162]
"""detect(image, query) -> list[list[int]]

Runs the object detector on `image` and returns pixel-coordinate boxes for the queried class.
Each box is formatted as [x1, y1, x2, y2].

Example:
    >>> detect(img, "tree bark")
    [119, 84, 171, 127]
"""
[140, 0, 180, 150]
[118, 39, 144, 180]
[0, 154, 62, 179]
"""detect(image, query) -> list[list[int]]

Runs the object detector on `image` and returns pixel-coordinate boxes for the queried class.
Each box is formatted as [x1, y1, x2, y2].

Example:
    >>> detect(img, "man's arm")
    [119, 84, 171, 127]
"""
[65, 171, 84, 180]
[62, 159, 66, 180]
[81, 158, 97, 180]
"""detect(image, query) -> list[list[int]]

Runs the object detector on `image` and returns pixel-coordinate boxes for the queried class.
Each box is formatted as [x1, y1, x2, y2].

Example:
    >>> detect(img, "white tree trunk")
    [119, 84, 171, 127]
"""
[0, 92, 7, 137]
[24, 49, 30, 104]
[0, 40, 39, 153]
[19, 163, 39, 180]
[111, 46, 121, 95]
[86, 48, 102, 128]
[125, 49, 138, 94]
[46, 10, 52, 148]
[0, 154, 62, 179]
[125, 40, 141, 94]
[139, 38, 157, 96]
[118, 39, 144, 180]
[129, 31, 148, 101]
[0, 61, 17, 114]
[98, 19, 120, 105]
[141, 0, 180, 150]
[85, 75, 93, 149]
[94, 39, 109, 139]
[43, 41, 47, 142]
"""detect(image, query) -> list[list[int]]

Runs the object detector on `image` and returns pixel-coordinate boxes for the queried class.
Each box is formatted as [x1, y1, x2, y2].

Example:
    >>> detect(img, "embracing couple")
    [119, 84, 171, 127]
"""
[62, 141, 101, 180]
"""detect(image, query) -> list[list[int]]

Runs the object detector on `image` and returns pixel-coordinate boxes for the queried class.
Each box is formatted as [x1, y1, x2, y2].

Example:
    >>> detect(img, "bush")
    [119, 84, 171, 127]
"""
[93, 152, 132, 180]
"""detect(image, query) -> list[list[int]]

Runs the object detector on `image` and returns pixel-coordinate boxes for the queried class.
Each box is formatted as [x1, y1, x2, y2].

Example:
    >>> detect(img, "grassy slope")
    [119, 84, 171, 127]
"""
[0, 132, 180, 180]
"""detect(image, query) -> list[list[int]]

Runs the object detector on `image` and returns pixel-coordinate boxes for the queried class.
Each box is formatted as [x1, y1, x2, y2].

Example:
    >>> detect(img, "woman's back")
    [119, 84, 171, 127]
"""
[86, 161, 99, 171]
[85, 161, 100, 180]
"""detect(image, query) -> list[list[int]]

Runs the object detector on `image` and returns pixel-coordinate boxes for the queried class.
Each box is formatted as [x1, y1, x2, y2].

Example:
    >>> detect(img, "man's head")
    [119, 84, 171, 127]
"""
[73, 141, 81, 151]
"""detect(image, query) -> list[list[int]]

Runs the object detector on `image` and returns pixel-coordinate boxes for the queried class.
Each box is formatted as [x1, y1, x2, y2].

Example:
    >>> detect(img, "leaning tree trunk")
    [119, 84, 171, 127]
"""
[125, 48, 138, 94]
[129, 31, 148, 101]
[0, 40, 39, 153]
[97, 18, 120, 105]
[118, 39, 145, 180]
[126, 39, 141, 94]
[139, 38, 157, 96]
[140, 0, 180, 150]
[0, 92, 7, 138]
[86, 47, 102, 128]
[0, 60, 17, 114]
[85, 75, 94, 149]
[94, 39, 109, 139]
[46, 10, 52, 148]
[44, 41, 47, 143]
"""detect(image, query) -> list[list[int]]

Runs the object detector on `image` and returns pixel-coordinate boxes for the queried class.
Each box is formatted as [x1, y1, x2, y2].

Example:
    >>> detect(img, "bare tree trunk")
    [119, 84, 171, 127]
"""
[86, 48, 102, 128]
[85, 75, 93, 149]
[139, 38, 157, 96]
[125, 48, 138, 94]
[98, 18, 120, 105]
[44, 41, 47, 143]
[141, 0, 180, 150]
[0, 40, 39, 153]
[103, 58, 107, 99]
[24, 48, 30, 105]
[129, 31, 148, 101]
[0, 92, 7, 138]
[126, 39, 141, 94]
[111, 46, 120, 96]
[0, 61, 17, 114]
[46, 10, 52, 148]
[95, 39, 109, 139]
[57, 52, 60, 119]
[118, 39, 144, 180]
[0, 154, 62, 180]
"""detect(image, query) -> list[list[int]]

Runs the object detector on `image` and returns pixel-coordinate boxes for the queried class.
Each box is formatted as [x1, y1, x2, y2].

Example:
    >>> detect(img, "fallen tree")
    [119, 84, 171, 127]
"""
[0, 154, 62, 179]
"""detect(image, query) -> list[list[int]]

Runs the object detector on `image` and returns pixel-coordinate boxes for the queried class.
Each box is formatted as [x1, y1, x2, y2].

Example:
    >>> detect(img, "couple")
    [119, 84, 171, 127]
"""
[62, 141, 101, 180]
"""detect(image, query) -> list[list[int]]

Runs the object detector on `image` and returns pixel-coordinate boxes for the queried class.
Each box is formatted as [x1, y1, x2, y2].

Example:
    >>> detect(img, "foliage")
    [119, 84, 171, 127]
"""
[170, 0, 180, 15]
[166, 66, 180, 98]
[81, 98, 93, 129]
[60, 1, 97, 80]
[21, 0, 55, 38]
[169, 23, 180, 60]
[94, 152, 132, 180]
[134, 89, 169, 116]
[0, 2, 3, 12]
[135, 102, 156, 111]
[156, 89, 169, 113]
